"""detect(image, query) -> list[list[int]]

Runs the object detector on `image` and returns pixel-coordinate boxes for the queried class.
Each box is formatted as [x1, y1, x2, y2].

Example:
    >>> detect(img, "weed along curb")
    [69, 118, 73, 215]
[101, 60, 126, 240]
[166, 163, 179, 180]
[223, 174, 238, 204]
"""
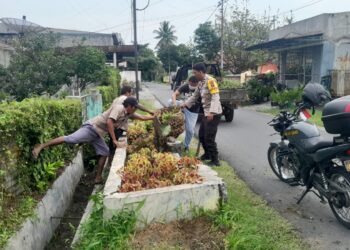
[5, 149, 84, 250]
[103, 146, 227, 228]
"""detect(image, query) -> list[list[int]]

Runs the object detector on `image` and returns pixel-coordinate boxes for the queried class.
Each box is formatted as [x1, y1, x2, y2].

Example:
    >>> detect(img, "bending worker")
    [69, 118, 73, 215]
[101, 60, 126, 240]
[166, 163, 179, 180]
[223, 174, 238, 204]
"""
[168, 76, 200, 151]
[32, 97, 154, 184]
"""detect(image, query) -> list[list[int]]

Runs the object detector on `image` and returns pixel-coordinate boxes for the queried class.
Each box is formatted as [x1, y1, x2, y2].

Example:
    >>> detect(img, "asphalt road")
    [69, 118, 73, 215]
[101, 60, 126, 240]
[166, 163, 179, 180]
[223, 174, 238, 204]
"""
[144, 82, 350, 250]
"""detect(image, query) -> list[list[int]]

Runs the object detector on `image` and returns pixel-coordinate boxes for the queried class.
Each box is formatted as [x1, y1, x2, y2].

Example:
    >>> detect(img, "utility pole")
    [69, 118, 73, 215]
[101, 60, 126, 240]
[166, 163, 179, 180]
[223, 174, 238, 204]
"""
[132, 0, 139, 101]
[220, 0, 224, 70]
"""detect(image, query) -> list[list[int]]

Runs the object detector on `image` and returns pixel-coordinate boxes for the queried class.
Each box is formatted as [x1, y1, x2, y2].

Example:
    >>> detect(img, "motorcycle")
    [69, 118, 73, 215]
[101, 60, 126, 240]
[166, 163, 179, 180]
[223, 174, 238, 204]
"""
[267, 83, 350, 228]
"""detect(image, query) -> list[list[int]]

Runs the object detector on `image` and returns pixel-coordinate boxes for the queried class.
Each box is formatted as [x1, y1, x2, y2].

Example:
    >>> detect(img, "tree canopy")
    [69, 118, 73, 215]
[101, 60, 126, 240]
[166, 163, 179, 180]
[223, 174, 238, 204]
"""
[194, 22, 220, 61]
[0, 33, 109, 100]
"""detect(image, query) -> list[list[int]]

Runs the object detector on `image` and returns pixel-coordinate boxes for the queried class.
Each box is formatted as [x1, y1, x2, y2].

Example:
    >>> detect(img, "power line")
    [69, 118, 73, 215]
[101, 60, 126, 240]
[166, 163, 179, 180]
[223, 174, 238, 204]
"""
[268, 0, 324, 22]
[117, 7, 215, 34]
[92, 4, 215, 33]
[205, 5, 219, 22]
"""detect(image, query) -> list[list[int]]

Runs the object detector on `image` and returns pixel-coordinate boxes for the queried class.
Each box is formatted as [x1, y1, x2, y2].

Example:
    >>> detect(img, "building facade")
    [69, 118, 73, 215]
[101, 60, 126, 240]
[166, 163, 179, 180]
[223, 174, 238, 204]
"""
[248, 12, 350, 96]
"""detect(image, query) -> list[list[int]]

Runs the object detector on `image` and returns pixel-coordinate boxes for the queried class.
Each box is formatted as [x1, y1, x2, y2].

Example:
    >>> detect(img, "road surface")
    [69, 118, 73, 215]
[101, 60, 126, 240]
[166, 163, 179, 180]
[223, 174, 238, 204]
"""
[144, 82, 350, 250]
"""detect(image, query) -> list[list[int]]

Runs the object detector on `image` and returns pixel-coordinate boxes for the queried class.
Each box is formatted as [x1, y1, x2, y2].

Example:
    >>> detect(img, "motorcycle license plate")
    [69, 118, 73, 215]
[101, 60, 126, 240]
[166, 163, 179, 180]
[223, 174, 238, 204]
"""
[344, 160, 350, 172]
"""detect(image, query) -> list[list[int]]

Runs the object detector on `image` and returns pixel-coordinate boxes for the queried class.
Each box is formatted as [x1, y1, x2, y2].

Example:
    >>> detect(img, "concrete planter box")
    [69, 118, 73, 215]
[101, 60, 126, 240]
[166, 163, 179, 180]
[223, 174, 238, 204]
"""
[103, 148, 226, 228]
[5, 149, 84, 250]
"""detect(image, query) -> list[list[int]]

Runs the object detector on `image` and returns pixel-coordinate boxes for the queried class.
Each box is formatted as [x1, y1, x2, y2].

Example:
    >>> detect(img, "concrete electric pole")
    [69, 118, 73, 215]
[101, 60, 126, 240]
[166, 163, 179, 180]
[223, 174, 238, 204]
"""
[132, 0, 139, 101]
[132, 0, 150, 101]
[220, 0, 224, 70]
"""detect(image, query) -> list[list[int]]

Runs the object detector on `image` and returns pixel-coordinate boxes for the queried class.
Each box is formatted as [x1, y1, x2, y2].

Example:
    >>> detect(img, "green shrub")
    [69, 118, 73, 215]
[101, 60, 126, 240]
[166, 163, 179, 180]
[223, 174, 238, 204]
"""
[98, 67, 121, 109]
[0, 98, 82, 192]
[246, 78, 273, 104]
[271, 88, 303, 108]
[97, 86, 118, 110]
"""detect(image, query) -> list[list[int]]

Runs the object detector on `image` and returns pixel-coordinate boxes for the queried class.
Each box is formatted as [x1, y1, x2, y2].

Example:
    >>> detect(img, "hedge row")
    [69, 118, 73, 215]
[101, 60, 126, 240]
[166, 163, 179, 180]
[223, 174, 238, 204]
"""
[0, 98, 82, 192]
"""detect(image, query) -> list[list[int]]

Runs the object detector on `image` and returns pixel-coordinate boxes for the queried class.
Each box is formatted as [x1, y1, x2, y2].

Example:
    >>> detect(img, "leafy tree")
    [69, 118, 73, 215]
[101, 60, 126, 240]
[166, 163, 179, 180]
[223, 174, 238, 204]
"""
[153, 21, 177, 74]
[222, 1, 274, 73]
[126, 44, 162, 81]
[0, 65, 10, 101]
[194, 21, 220, 61]
[156, 43, 202, 71]
[153, 21, 177, 49]
[1, 33, 108, 100]
[157, 44, 179, 72]
[70, 46, 108, 90]
[176, 43, 202, 66]
[5, 33, 72, 100]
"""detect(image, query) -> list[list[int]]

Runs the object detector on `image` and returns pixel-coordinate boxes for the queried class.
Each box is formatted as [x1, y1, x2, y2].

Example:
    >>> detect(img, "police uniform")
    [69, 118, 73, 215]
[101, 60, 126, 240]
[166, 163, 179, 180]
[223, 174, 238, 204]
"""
[185, 75, 222, 163]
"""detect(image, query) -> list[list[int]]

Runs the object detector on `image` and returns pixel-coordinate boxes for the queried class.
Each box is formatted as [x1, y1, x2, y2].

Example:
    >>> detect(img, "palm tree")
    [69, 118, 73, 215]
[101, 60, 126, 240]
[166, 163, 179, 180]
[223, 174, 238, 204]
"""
[153, 21, 177, 76]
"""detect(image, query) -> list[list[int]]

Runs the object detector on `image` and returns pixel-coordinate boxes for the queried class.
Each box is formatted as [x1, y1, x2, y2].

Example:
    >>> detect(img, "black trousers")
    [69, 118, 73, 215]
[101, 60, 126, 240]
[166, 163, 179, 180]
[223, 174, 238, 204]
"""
[199, 114, 221, 160]
[108, 128, 125, 154]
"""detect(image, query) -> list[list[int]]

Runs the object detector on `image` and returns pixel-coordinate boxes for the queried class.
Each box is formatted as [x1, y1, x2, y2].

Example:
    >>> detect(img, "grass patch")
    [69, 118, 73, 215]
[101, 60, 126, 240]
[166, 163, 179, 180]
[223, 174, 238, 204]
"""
[139, 99, 156, 115]
[260, 107, 323, 127]
[0, 196, 36, 248]
[209, 161, 309, 250]
[74, 193, 138, 250]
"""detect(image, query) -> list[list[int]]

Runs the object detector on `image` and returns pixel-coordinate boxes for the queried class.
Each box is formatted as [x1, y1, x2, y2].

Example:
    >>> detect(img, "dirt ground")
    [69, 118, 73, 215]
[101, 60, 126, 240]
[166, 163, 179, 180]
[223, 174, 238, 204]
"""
[130, 217, 226, 250]
[45, 168, 96, 250]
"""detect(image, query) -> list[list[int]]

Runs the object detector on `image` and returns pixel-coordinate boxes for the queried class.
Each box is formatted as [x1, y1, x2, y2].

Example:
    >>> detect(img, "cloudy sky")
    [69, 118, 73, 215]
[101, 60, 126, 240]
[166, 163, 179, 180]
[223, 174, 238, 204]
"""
[1, 0, 349, 49]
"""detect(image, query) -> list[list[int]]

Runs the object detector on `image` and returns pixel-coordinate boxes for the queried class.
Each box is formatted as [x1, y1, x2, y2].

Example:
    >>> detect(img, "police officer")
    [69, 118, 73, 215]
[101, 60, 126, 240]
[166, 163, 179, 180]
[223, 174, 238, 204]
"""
[182, 63, 222, 166]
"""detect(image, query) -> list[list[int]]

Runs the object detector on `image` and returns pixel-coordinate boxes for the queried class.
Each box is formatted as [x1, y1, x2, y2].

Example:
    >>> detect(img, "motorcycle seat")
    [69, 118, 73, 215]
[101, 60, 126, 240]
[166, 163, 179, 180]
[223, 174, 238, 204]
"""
[303, 137, 334, 153]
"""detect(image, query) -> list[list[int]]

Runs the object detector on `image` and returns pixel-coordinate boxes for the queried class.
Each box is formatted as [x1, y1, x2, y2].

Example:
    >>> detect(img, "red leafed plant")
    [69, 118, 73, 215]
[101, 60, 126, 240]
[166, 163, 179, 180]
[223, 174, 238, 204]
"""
[119, 149, 203, 192]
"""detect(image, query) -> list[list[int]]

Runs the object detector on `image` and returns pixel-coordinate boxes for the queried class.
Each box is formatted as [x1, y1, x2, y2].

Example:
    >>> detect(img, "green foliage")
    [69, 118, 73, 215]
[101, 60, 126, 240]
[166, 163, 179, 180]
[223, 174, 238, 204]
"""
[4, 33, 73, 100]
[33, 161, 64, 191]
[97, 67, 121, 109]
[126, 44, 162, 81]
[0, 196, 36, 248]
[101, 67, 121, 88]
[246, 78, 273, 104]
[194, 21, 220, 61]
[157, 43, 202, 72]
[219, 79, 242, 89]
[96, 86, 118, 110]
[270, 88, 303, 108]
[74, 193, 139, 250]
[1, 33, 109, 101]
[153, 21, 177, 49]
[222, 0, 275, 73]
[208, 162, 308, 250]
[0, 98, 81, 192]
[70, 46, 108, 90]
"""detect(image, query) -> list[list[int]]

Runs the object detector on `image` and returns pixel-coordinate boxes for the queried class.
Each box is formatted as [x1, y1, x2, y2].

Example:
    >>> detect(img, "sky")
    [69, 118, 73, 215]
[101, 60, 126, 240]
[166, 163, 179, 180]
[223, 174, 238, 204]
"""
[1, 0, 350, 49]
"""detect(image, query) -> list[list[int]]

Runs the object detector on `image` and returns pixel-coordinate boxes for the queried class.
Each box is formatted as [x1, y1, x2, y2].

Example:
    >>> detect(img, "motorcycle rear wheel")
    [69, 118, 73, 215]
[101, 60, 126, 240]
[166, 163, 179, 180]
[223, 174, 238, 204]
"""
[267, 145, 297, 182]
[328, 167, 350, 229]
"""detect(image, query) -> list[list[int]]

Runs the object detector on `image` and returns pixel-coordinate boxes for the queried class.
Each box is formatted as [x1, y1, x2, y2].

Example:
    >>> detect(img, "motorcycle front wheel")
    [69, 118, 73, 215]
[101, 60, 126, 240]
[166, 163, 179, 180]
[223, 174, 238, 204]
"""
[328, 167, 350, 229]
[267, 144, 297, 183]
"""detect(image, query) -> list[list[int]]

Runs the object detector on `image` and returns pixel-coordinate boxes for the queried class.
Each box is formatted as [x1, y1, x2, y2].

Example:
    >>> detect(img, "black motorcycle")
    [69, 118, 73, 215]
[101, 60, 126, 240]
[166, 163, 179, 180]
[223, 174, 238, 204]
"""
[267, 83, 350, 228]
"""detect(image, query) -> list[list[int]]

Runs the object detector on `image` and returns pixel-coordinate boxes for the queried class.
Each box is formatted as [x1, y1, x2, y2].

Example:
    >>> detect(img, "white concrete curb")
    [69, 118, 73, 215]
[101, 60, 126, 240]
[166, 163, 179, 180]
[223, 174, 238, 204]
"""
[5, 149, 84, 250]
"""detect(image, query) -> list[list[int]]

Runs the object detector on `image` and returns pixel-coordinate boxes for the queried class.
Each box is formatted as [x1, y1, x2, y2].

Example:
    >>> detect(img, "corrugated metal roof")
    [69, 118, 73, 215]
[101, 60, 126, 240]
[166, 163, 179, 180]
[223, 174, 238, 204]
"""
[0, 23, 17, 34]
[246, 34, 323, 51]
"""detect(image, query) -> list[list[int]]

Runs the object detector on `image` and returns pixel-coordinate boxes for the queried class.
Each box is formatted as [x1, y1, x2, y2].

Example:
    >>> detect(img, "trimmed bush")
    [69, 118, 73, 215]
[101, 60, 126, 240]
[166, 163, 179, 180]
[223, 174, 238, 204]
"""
[0, 98, 82, 192]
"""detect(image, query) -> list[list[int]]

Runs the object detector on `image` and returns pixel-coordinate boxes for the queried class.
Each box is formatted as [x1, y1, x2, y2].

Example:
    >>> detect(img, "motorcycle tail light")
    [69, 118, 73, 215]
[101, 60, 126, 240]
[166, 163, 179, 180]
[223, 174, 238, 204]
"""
[346, 149, 350, 155]
[345, 104, 350, 112]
